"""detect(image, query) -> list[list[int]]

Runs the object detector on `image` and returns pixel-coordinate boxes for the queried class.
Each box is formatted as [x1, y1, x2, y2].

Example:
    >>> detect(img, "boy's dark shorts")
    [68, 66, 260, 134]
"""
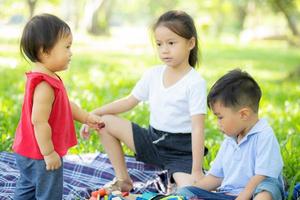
[132, 123, 205, 178]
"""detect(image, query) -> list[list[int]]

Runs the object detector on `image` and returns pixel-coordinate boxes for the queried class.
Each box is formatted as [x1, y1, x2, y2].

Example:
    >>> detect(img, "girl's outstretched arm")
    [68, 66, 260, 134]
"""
[79, 95, 139, 139]
[92, 94, 140, 116]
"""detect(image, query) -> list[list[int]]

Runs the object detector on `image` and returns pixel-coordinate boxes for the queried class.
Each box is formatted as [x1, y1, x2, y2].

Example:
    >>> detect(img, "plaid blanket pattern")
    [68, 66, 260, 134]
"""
[0, 152, 166, 200]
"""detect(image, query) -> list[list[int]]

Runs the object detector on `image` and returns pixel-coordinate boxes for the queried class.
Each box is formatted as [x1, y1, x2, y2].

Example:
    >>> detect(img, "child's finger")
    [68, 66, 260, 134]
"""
[84, 125, 89, 132]
[80, 125, 90, 140]
[98, 122, 105, 129]
[81, 125, 89, 133]
[83, 132, 90, 140]
[81, 131, 89, 140]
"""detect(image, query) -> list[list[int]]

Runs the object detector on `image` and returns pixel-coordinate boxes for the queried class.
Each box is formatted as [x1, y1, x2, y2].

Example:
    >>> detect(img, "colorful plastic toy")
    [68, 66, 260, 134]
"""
[89, 188, 130, 200]
[89, 188, 107, 200]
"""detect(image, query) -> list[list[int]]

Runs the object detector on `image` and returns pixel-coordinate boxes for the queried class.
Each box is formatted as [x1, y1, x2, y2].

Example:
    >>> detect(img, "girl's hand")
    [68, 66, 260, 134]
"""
[80, 124, 90, 140]
[43, 151, 61, 171]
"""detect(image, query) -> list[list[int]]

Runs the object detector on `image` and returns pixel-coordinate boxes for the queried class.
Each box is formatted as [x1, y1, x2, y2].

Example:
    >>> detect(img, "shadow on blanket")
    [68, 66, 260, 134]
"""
[0, 152, 167, 200]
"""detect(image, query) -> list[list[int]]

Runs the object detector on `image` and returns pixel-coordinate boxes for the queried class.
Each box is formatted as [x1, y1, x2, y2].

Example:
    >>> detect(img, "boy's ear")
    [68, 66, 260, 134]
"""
[239, 107, 251, 120]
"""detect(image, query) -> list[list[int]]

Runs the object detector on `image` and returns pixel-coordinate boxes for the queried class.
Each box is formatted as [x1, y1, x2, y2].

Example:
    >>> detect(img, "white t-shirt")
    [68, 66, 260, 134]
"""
[131, 65, 206, 133]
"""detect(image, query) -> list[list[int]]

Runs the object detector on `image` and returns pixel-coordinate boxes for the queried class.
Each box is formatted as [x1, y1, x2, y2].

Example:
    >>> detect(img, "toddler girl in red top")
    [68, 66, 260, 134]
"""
[13, 13, 103, 200]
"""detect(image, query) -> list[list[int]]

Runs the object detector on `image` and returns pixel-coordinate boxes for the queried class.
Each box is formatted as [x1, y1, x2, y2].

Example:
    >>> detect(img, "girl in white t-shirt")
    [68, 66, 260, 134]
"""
[80, 10, 207, 193]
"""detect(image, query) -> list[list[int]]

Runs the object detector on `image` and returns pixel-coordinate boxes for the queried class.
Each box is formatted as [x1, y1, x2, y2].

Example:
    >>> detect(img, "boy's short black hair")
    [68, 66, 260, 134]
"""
[207, 69, 262, 113]
[20, 13, 71, 62]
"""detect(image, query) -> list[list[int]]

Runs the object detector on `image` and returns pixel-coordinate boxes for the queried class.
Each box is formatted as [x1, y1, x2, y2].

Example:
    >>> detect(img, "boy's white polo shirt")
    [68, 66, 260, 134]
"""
[132, 65, 206, 133]
[208, 118, 283, 195]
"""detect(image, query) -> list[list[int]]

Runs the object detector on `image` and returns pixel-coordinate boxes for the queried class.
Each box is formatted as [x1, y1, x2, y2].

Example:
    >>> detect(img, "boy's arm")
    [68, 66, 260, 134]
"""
[31, 82, 61, 170]
[191, 114, 206, 180]
[194, 174, 222, 191]
[236, 175, 266, 200]
[92, 94, 140, 116]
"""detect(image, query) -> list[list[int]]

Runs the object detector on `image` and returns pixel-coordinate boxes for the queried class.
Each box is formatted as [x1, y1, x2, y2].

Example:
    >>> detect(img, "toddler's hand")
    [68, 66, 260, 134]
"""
[43, 151, 61, 171]
[80, 124, 90, 140]
[85, 113, 105, 131]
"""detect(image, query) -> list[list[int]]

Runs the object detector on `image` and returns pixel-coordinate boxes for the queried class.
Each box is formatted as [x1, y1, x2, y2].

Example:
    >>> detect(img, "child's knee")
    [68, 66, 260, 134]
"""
[253, 177, 284, 200]
[101, 114, 117, 129]
[253, 191, 272, 200]
[101, 114, 115, 123]
[98, 115, 115, 135]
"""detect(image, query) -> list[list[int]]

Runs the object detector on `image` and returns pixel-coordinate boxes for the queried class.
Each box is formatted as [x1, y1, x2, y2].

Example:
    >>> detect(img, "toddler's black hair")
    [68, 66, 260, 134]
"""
[20, 13, 71, 62]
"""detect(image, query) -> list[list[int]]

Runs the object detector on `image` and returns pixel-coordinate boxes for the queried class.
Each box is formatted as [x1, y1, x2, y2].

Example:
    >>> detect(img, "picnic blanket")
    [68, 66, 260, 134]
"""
[0, 152, 167, 200]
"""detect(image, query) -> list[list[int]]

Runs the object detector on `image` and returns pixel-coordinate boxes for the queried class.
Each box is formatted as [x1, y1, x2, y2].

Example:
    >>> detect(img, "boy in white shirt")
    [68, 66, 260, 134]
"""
[177, 69, 284, 200]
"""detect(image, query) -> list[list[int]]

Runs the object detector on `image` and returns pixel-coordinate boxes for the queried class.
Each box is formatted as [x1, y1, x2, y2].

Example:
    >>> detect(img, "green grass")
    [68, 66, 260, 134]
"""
[0, 36, 299, 192]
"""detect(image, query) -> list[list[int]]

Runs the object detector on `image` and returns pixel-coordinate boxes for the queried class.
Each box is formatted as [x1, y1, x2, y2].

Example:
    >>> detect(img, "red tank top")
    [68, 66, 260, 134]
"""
[13, 72, 77, 159]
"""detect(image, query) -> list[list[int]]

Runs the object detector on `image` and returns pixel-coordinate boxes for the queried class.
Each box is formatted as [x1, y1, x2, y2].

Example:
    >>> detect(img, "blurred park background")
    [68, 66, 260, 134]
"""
[0, 0, 299, 195]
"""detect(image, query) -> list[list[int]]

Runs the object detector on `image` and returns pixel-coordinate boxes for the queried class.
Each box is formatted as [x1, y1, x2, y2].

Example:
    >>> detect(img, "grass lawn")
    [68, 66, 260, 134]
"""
[0, 32, 299, 194]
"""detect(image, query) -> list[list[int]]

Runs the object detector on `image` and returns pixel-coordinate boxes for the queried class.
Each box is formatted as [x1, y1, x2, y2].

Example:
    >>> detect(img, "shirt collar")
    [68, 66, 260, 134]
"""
[227, 118, 269, 145]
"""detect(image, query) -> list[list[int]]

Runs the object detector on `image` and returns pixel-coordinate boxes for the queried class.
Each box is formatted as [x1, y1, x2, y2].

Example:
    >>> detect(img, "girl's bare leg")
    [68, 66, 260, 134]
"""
[99, 115, 135, 184]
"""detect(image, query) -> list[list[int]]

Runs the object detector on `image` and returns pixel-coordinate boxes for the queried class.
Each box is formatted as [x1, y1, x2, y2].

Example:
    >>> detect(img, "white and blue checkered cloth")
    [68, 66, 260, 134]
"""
[0, 152, 166, 200]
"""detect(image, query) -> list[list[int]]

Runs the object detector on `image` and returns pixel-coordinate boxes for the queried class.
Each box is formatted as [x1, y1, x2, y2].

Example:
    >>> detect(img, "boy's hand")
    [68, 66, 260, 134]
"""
[43, 151, 61, 171]
[235, 191, 251, 200]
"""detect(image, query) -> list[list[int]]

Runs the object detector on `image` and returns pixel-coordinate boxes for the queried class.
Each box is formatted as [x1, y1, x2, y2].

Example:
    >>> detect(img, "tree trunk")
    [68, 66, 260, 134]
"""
[235, 3, 248, 32]
[282, 12, 299, 36]
[84, 0, 113, 35]
[213, 0, 225, 37]
[274, 0, 299, 36]
[27, 0, 38, 18]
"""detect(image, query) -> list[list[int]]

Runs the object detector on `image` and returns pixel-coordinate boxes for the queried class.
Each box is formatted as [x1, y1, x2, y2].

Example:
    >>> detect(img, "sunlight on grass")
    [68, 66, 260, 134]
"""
[0, 57, 18, 69]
